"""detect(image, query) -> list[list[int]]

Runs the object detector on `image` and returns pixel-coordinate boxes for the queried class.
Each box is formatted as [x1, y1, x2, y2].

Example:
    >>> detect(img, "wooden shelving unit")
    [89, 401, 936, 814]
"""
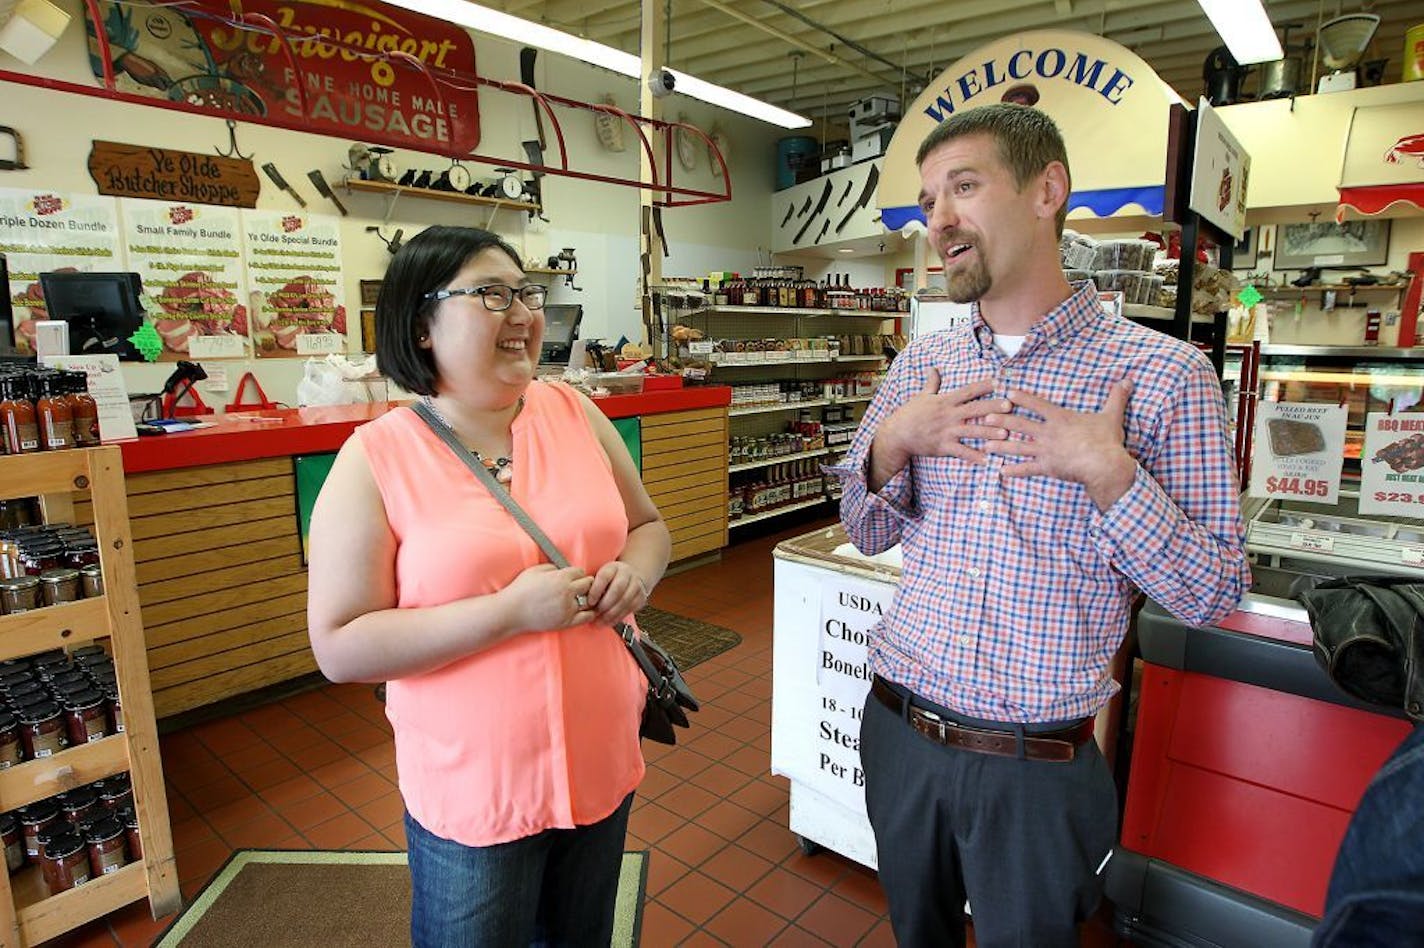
[340, 177, 541, 213]
[0, 448, 179, 946]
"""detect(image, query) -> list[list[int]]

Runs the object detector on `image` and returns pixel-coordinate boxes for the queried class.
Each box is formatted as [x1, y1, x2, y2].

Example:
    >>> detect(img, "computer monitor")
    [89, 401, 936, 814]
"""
[38, 271, 145, 361]
[540, 303, 583, 365]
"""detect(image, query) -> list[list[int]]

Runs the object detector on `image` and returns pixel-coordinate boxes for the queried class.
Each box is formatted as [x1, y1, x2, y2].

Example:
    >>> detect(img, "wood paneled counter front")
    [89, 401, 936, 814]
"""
[100, 386, 730, 719]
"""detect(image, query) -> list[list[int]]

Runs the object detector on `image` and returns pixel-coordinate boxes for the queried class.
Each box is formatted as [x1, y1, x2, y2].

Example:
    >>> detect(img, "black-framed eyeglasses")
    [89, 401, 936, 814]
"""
[423, 283, 548, 312]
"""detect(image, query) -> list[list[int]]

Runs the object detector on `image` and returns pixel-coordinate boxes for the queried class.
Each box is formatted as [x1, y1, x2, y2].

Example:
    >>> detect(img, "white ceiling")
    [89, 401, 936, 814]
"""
[487, 0, 1422, 126]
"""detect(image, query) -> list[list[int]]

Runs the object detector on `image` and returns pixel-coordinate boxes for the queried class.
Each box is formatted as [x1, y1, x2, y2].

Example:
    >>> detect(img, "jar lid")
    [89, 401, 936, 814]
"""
[0, 576, 39, 590]
[46, 829, 84, 859]
[4, 680, 44, 696]
[38, 568, 80, 585]
[62, 689, 103, 709]
[0, 710, 15, 730]
[18, 798, 59, 822]
[0, 812, 15, 833]
[83, 815, 123, 843]
[17, 700, 62, 723]
[57, 786, 97, 808]
[116, 805, 137, 827]
[78, 564, 102, 576]
[36, 819, 75, 845]
[104, 772, 130, 791]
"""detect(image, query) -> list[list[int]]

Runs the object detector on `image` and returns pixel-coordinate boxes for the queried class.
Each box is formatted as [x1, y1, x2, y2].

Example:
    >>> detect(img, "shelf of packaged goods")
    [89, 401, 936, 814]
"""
[341, 178, 541, 213]
[730, 399, 831, 417]
[1258, 284, 1406, 294]
[729, 496, 831, 528]
[836, 395, 874, 405]
[0, 598, 109, 663]
[690, 305, 904, 318]
[711, 355, 883, 367]
[12, 860, 151, 945]
[0, 734, 129, 813]
[729, 447, 829, 474]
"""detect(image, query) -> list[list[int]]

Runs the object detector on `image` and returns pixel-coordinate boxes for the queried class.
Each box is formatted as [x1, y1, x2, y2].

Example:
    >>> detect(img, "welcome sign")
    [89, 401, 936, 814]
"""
[879, 31, 1183, 231]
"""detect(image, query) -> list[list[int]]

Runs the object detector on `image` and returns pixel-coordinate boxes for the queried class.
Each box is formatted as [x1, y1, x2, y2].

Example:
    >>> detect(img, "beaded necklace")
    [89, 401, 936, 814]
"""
[420, 395, 520, 487]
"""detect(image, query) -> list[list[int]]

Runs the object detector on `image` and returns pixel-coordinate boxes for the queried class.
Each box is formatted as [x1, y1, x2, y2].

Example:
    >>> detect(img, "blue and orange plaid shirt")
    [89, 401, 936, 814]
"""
[830, 282, 1250, 723]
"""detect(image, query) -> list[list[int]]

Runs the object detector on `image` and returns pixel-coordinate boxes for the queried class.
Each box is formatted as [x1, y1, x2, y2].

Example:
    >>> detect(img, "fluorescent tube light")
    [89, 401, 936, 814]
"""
[1196, 0, 1283, 65]
[382, 0, 812, 128]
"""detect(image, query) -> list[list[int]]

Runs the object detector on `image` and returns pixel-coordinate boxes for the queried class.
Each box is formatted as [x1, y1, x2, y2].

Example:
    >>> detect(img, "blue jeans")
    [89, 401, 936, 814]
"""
[1313, 725, 1424, 947]
[404, 793, 634, 948]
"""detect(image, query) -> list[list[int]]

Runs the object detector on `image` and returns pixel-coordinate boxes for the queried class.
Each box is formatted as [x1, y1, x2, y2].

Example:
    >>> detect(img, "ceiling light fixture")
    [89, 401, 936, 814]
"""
[1195, 0, 1284, 65]
[382, 0, 812, 128]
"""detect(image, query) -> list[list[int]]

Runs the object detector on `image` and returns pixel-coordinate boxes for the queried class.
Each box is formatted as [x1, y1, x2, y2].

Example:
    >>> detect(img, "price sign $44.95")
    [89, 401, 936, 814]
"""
[1248, 402, 1347, 505]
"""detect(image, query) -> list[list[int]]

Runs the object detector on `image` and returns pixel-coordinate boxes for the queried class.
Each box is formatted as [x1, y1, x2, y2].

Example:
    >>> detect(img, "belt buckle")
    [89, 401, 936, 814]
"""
[918, 707, 950, 743]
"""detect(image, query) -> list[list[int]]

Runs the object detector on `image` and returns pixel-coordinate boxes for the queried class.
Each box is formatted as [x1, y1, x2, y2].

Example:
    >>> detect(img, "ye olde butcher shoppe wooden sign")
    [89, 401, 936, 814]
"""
[88, 141, 260, 208]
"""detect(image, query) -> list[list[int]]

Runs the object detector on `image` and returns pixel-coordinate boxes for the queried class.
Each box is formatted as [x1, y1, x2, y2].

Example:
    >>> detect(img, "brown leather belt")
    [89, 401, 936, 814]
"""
[870, 677, 1094, 763]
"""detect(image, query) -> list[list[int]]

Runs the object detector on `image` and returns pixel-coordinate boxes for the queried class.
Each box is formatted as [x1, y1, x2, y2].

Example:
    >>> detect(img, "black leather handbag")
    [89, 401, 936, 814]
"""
[413, 402, 700, 744]
[1298, 576, 1424, 722]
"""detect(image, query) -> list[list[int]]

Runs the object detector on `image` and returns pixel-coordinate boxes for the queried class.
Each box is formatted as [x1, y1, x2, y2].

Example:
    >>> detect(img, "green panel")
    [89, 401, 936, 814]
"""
[612, 417, 641, 473]
[294, 453, 338, 563]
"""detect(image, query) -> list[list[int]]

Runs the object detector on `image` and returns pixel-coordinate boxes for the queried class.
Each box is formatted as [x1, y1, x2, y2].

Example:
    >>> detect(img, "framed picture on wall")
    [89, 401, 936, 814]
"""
[894, 266, 947, 294]
[1273, 220, 1391, 270]
[360, 310, 377, 353]
[359, 280, 383, 307]
[1232, 227, 1258, 264]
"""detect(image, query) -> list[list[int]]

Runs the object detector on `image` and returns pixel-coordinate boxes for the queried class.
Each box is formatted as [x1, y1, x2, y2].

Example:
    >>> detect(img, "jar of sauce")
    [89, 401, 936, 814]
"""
[18, 701, 68, 758]
[117, 805, 141, 862]
[84, 815, 127, 876]
[0, 376, 39, 455]
[66, 372, 101, 448]
[79, 564, 103, 598]
[38, 568, 81, 606]
[99, 772, 132, 811]
[36, 375, 75, 451]
[35, 818, 76, 892]
[56, 787, 98, 826]
[63, 689, 109, 745]
[18, 799, 60, 859]
[42, 828, 89, 893]
[102, 684, 122, 733]
[0, 575, 41, 614]
[0, 710, 22, 768]
[0, 812, 23, 873]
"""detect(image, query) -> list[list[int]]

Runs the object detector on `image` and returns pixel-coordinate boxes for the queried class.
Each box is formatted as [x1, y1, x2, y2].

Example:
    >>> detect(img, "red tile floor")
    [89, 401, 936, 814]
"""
[46, 518, 1121, 946]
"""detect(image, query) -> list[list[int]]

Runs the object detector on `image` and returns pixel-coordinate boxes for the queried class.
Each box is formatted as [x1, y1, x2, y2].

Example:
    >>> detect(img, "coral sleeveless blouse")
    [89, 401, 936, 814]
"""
[356, 381, 646, 846]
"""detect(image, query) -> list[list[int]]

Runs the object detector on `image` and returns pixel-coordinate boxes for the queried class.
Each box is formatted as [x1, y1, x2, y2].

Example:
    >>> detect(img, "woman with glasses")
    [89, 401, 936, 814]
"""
[306, 225, 669, 946]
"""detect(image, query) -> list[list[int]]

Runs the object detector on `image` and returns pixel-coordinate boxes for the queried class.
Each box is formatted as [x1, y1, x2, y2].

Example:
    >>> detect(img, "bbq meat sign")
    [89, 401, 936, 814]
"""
[85, 0, 480, 154]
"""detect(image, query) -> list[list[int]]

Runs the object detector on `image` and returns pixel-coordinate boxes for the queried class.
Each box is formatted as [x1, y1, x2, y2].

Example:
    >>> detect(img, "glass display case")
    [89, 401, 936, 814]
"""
[1255, 345, 1424, 473]
[1243, 492, 1424, 580]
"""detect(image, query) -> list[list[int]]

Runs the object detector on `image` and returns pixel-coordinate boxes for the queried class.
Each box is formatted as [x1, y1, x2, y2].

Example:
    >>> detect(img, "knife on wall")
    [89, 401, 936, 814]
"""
[836, 165, 880, 234]
[262, 162, 306, 207]
[307, 170, 348, 215]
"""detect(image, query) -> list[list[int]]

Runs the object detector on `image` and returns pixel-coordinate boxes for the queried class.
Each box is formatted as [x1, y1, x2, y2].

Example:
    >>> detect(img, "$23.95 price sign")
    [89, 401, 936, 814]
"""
[1361, 412, 1424, 517]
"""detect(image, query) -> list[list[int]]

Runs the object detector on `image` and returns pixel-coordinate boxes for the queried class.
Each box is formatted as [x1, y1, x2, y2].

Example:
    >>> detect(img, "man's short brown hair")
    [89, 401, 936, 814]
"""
[916, 103, 1072, 235]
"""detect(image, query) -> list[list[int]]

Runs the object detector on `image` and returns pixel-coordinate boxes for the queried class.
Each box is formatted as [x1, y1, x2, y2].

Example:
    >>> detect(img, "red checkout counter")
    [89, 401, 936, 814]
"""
[1107, 574, 1414, 947]
[111, 387, 730, 720]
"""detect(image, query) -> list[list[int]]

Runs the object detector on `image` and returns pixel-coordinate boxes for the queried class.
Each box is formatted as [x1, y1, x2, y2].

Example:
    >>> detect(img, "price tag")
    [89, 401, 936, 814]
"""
[188, 334, 246, 360]
[296, 333, 346, 356]
[1359, 413, 1424, 517]
[1402, 548, 1424, 567]
[1248, 402, 1348, 504]
[1291, 532, 1335, 553]
[688, 340, 714, 355]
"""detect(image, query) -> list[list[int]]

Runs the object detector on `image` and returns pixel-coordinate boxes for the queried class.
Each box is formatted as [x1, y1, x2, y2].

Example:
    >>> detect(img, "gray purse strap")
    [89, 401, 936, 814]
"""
[411, 400, 570, 569]
[409, 402, 666, 682]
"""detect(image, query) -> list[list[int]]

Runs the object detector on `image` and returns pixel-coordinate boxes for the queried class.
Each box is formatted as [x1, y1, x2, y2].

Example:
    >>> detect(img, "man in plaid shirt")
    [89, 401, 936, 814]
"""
[829, 105, 1250, 946]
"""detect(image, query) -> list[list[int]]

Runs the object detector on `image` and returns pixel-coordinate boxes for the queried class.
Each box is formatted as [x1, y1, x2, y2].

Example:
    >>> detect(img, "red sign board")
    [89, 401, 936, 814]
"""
[85, 0, 479, 154]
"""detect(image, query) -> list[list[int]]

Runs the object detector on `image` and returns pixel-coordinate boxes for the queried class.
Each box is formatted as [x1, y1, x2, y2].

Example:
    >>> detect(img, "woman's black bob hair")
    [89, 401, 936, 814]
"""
[374, 225, 524, 396]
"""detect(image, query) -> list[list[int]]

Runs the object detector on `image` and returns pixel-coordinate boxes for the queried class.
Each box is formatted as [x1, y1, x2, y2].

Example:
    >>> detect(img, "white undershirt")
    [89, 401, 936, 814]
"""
[993, 334, 1027, 357]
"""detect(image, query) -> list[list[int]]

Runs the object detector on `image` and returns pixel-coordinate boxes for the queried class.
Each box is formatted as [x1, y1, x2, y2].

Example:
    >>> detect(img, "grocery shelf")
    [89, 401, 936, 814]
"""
[341, 177, 541, 213]
[729, 496, 831, 528]
[729, 447, 830, 474]
[712, 355, 883, 367]
[691, 305, 903, 318]
[730, 398, 831, 417]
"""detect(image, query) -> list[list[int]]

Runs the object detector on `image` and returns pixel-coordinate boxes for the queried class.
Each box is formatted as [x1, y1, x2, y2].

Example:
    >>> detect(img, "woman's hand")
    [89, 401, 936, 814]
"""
[502, 564, 596, 633]
[587, 560, 649, 627]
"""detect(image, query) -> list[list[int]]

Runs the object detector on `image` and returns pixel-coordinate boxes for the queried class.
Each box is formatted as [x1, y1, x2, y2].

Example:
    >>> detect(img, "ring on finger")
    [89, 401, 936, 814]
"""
[575, 594, 589, 609]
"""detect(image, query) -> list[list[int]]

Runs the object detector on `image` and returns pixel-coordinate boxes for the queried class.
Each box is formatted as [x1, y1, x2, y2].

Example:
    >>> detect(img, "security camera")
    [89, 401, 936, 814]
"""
[648, 68, 675, 98]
